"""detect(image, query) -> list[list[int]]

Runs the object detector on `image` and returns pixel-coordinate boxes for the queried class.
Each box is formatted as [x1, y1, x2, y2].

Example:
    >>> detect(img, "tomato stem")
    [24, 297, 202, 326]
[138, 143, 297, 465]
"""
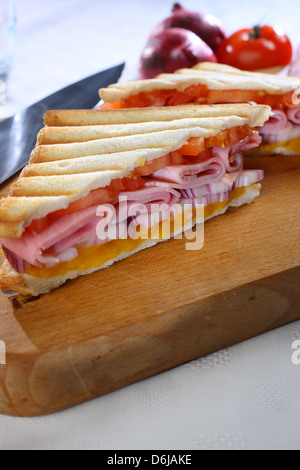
[172, 3, 183, 13]
[249, 25, 262, 40]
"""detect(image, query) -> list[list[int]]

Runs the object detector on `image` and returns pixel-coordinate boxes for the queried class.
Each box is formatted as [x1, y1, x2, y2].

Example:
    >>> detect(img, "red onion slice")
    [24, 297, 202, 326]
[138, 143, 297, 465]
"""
[2, 246, 26, 274]
[233, 170, 264, 189]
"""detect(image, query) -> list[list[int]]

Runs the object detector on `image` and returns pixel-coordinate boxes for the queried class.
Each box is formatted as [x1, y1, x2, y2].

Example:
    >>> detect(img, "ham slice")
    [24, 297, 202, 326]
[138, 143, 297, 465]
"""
[0, 206, 99, 266]
[0, 187, 181, 269]
[231, 132, 262, 153]
[210, 147, 243, 173]
[260, 110, 289, 134]
[151, 149, 227, 187]
[286, 107, 300, 125]
[52, 217, 103, 255]
[150, 133, 261, 188]
[260, 122, 300, 143]
[119, 187, 180, 206]
[260, 107, 300, 142]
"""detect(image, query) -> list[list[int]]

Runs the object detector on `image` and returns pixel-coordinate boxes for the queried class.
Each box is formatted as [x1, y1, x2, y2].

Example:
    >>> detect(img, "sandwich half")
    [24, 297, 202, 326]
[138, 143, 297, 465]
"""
[0, 104, 271, 296]
[100, 62, 300, 156]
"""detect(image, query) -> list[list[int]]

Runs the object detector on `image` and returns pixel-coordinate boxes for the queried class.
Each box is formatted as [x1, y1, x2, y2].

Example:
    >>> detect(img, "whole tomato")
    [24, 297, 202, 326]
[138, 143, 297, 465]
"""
[217, 25, 293, 71]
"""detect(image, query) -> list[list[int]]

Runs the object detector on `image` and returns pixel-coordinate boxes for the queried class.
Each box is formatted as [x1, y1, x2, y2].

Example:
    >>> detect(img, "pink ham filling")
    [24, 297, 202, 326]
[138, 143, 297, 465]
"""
[255, 50, 300, 143]
[0, 134, 262, 274]
[260, 108, 300, 143]
[286, 107, 300, 125]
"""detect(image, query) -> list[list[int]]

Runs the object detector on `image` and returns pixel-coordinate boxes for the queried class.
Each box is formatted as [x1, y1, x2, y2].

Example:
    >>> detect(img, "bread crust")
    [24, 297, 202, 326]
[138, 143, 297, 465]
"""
[43, 104, 270, 127]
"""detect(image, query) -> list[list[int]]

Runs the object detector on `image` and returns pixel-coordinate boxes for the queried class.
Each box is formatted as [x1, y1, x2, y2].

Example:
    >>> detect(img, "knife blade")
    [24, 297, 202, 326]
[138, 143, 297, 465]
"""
[0, 62, 125, 185]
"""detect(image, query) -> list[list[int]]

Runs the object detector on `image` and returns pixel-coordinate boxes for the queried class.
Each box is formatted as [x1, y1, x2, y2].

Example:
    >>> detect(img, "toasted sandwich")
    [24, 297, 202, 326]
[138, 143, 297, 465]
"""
[100, 62, 300, 155]
[0, 104, 271, 296]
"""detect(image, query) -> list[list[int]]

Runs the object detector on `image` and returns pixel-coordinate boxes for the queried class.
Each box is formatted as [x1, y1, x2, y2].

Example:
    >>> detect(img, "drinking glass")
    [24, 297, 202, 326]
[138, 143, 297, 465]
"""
[0, 0, 16, 104]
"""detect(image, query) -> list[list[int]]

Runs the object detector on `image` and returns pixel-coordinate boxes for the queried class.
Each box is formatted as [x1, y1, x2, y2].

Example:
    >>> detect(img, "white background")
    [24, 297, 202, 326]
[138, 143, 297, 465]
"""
[0, 0, 300, 450]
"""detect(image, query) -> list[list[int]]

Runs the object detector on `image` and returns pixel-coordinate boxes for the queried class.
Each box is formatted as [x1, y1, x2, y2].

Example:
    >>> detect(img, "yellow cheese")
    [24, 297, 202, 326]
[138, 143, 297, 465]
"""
[26, 187, 246, 279]
[255, 137, 300, 155]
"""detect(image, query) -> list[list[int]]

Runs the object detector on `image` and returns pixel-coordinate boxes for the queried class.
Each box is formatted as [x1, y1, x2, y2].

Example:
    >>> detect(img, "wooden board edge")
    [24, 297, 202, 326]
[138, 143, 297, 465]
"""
[0, 265, 299, 417]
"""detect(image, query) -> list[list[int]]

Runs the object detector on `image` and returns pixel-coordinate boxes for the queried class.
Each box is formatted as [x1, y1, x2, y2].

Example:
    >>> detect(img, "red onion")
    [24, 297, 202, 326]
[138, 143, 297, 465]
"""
[233, 170, 264, 189]
[2, 246, 26, 274]
[180, 170, 264, 202]
[139, 27, 217, 79]
[181, 181, 233, 199]
[180, 190, 232, 208]
[149, 3, 226, 53]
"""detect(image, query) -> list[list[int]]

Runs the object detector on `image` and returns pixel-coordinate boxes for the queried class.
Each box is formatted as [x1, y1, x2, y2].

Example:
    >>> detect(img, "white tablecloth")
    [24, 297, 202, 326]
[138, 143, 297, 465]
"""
[0, 0, 299, 450]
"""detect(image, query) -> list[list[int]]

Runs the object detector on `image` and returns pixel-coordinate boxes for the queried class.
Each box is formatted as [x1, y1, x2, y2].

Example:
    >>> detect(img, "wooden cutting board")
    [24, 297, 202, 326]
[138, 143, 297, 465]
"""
[0, 155, 299, 417]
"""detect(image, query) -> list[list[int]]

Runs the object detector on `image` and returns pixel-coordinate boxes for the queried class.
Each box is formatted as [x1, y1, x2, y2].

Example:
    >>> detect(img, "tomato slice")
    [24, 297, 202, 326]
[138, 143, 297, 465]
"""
[166, 85, 208, 105]
[122, 89, 177, 108]
[170, 150, 185, 165]
[27, 187, 115, 235]
[99, 101, 123, 110]
[134, 154, 172, 176]
[181, 137, 205, 156]
[122, 175, 145, 191]
[121, 84, 208, 108]
[206, 125, 252, 148]
[206, 89, 258, 104]
[112, 85, 296, 110]
[206, 89, 295, 108]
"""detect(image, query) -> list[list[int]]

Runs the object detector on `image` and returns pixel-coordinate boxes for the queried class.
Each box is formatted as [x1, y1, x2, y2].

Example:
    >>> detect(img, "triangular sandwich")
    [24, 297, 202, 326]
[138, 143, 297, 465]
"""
[0, 104, 271, 295]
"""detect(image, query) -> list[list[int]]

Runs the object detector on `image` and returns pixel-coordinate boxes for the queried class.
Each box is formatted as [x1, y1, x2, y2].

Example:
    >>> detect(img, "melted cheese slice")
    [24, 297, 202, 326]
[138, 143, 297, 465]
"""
[26, 187, 247, 279]
[254, 137, 300, 155]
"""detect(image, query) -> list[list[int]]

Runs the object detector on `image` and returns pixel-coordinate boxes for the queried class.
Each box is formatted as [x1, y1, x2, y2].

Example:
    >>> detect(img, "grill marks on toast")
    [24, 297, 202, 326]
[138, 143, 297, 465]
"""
[43, 104, 270, 127]
[37, 117, 245, 145]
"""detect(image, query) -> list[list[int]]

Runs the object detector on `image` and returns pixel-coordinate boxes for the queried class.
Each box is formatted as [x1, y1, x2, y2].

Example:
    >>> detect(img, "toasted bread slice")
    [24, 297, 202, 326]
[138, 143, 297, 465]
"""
[43, 103, 271, 127]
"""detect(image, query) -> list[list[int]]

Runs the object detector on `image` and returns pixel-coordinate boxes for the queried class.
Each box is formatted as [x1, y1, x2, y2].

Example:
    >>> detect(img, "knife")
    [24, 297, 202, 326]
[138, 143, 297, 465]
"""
[0, 62, 125, 185]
